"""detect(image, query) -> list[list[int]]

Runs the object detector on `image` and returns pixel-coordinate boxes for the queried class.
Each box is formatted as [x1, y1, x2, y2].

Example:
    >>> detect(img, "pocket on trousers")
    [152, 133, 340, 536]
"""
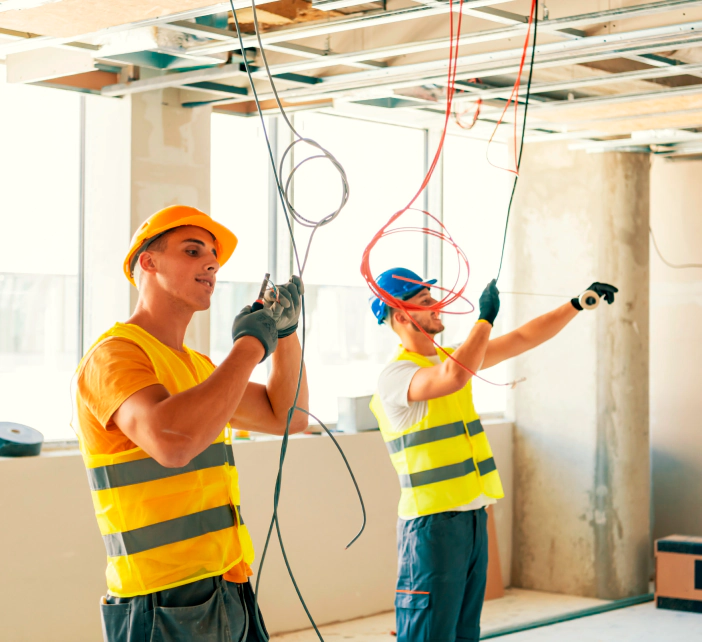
[152, 586, 230, 642]
[100, 599, 131, 642]
[395, 591, 430, 610]
[395, 592, 431, 642]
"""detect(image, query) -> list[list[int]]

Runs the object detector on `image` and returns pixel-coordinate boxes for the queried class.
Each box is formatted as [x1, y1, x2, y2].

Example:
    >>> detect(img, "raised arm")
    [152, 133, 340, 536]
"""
[232, 275, 309, 435]
[113, 306, 280, 468]
[408, 280, 500, 402]
[482, 281, 618, 370]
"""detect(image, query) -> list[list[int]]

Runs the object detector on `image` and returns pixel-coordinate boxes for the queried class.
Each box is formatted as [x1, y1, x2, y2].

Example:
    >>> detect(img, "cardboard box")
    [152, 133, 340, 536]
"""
[655, 535, 702, 613]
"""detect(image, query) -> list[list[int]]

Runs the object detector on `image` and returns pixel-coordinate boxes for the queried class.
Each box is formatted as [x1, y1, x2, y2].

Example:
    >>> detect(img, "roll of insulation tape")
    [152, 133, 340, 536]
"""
[0, 422, 44, 457]
[579, 290, 600, 311]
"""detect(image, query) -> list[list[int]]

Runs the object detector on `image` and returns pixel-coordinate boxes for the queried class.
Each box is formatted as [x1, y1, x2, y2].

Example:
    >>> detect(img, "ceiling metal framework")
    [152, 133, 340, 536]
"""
[3, 0, 702, 157]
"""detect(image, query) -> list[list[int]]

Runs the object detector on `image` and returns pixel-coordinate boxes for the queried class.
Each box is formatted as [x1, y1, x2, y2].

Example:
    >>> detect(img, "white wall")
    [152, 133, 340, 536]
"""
[650, 157, 702, 542]
[0, 425, 514, 641]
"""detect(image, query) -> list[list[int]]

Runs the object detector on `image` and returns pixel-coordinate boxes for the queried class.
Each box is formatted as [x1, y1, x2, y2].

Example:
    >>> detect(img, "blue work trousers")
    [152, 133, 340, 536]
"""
[395, 507, 488, 642]
[100, 576, 268, 642]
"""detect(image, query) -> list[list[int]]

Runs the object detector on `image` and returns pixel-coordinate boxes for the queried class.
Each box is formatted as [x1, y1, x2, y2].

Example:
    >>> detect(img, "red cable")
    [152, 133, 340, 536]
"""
[360, 0, 538, 386]
[455, 98, 482, 130]
[486, 0, 538, 174]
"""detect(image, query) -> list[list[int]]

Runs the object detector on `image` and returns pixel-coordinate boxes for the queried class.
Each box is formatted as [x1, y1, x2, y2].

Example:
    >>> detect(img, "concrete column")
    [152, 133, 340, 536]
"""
[505, 142, 650, 599]
[129, 88, 213, 354]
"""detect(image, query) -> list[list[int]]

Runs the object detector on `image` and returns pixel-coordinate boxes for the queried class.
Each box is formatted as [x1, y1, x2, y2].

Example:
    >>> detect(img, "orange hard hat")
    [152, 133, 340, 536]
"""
[123, 205, 238, 286]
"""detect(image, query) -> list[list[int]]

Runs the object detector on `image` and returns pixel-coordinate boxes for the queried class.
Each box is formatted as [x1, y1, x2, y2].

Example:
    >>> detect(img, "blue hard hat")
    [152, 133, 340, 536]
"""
[370, 267, 437, 325]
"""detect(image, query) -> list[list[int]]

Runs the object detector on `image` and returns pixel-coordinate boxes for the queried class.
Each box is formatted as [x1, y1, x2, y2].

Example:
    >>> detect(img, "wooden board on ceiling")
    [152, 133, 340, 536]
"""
[578, 111, 702, 134]
[0, 0, 223, 39]
[537, 91, 702, 125]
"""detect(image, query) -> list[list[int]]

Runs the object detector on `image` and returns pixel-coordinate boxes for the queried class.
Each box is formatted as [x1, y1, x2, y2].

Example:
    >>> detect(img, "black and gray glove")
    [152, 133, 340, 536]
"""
[571, 282, 619, 311]
[263, 275, 304, 338]
[232, 305, 281, 361]
[478, 279, 500, 326]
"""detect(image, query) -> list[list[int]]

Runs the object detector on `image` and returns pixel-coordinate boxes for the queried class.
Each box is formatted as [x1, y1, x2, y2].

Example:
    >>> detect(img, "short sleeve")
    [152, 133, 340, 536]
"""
[77, 338, 161, 428]
[378, 361, 422, 412]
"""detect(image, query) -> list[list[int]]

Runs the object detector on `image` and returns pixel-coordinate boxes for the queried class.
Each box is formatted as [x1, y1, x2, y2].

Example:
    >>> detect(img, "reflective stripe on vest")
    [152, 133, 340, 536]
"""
[370, 345, 504, 518]
[87, 442, 235, 491]
[104, 504, 236, 557]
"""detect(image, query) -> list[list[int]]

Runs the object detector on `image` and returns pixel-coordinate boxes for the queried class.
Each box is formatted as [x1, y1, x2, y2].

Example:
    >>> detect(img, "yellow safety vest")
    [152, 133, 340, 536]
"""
[76, 323, 255, 598]
[370, 346, 504, 519]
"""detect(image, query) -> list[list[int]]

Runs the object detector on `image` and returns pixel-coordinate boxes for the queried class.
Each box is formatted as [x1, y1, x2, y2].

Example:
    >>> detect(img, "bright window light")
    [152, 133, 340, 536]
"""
[0, 79, 80, 441]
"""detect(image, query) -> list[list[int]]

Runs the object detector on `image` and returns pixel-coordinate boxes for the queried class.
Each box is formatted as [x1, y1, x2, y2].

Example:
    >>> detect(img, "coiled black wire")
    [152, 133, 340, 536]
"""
[227, 1, 364, 640]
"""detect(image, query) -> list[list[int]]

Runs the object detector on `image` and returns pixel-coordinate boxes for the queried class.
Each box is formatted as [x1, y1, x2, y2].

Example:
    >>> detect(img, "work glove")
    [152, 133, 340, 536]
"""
[571, 282, 619, 311]
[232, 304, 282, 362]
[478, 279, 500, 326]
[263, 275, 304, 338]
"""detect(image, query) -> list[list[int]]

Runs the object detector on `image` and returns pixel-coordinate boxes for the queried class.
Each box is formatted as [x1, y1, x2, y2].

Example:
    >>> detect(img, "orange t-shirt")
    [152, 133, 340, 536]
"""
[76, 336, 252, 584]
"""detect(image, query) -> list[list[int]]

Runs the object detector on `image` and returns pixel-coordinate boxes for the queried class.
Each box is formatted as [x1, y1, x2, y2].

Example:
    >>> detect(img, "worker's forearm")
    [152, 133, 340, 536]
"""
[149, 337, 264, 457]
[267, 333, 308, 432]
[443, 321, 492, 382]
[516, 302, 578, 350]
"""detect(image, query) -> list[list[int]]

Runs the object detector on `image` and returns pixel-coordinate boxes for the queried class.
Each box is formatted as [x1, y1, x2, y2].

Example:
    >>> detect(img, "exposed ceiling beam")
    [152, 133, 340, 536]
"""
[0, 0, 276, 57]
[101, 63, 249, 96]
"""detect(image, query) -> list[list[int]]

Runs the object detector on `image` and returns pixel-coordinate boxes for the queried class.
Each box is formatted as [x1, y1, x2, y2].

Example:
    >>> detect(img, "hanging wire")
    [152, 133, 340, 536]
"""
[228, 2, 362, 641]
[650, 225, 702, 269]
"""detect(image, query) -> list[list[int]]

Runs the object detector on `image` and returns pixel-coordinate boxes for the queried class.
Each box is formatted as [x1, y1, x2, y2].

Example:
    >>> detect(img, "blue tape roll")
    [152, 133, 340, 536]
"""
[0, 422, 44, 457]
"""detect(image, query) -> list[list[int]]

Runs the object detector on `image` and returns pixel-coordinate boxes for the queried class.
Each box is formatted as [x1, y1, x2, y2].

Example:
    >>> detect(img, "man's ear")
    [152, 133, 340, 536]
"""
[139, 251, 158, 276]
[394, 310, 410, 326]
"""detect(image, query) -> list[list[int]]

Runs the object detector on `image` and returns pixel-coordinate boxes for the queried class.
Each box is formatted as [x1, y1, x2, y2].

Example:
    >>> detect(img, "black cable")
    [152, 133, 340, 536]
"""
[227, 3, 364, 640]
[495, 5, 539, 282]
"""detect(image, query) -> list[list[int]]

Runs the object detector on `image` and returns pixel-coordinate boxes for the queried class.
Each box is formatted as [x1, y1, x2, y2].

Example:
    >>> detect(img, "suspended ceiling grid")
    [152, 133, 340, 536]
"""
[3, 1, 702, 157]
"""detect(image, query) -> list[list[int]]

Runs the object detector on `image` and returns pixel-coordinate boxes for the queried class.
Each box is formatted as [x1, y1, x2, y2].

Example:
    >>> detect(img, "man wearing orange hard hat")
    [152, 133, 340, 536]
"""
[74, 205, 308, 641]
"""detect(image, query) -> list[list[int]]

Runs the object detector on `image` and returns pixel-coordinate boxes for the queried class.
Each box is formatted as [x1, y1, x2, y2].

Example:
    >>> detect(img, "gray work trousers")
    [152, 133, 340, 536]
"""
[101, 576, 269, 642]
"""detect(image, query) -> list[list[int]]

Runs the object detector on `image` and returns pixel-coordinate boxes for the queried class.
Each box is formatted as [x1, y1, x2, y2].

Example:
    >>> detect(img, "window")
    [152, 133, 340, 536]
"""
[0, 77, 81, 440]
[209, 114, 271, 383]
[289, 113, 426, 422]
[442, 135, 513, 414]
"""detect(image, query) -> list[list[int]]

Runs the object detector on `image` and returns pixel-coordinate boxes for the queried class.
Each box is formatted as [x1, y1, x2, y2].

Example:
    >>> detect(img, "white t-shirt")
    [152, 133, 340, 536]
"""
[377, 347, 496, 518]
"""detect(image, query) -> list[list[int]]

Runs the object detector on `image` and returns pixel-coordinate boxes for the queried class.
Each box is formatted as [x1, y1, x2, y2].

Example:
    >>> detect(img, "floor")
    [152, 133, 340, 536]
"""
[271, 588, 606, 641]
[271, 590, 702, 641]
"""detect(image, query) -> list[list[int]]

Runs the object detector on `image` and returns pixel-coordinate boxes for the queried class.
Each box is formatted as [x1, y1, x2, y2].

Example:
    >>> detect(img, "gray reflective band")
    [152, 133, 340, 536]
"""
[466, 419, 484, 437]
[104, 504, 235, 557]
[385, 421, 465, 455]
[399, 458, 476, 489]
[88, 442, 230, 491]
[477, 457, 497, 476]
[236, 505, 245, 526]
[225, 443, 235, 466]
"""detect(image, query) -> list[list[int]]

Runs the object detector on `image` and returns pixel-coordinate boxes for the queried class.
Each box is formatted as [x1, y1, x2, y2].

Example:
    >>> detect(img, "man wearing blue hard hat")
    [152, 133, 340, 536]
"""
[369, 267, 618, 642]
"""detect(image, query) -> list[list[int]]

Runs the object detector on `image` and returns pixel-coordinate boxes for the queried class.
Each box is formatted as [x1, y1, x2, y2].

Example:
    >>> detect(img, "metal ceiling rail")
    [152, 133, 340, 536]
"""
[448, 62, 702, 104]
[176, 0, 702, 68]
[0, 0, 273, 57]
[232, 23, 702, 103]
[569, 132, 702, 151]
[102, 63, 249, 97]
[257, 15, 702, 77]
[544, 105, 702, 128]
[179, 30, 702, 107]
[184, 0, 508, 56]
[518, 81, 702, 114]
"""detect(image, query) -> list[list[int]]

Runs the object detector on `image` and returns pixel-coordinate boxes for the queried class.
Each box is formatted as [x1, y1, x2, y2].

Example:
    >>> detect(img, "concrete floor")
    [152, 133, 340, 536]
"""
[272, 589, 605, 640]
[271, 590, 702, 641]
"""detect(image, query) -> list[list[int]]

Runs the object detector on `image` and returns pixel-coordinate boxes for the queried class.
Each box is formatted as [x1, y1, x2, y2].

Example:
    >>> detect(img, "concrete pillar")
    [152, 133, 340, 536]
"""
[504, 142, 650, 599]
[130, 88, 213, 354]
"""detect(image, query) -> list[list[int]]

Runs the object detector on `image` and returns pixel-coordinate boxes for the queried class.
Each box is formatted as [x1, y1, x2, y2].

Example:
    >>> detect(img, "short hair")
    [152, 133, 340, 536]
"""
[385, 306, 400, 331]
[132, 231, 172, 290]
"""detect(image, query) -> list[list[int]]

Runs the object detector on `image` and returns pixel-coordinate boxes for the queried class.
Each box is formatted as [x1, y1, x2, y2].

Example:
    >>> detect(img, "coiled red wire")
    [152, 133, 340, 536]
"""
[360, 0, 538, 384]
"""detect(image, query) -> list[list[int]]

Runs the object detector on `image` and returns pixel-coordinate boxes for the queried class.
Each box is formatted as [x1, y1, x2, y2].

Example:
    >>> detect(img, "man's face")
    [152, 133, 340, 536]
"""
[142, 225, 220, 311]
[401, 288, 444, 335]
